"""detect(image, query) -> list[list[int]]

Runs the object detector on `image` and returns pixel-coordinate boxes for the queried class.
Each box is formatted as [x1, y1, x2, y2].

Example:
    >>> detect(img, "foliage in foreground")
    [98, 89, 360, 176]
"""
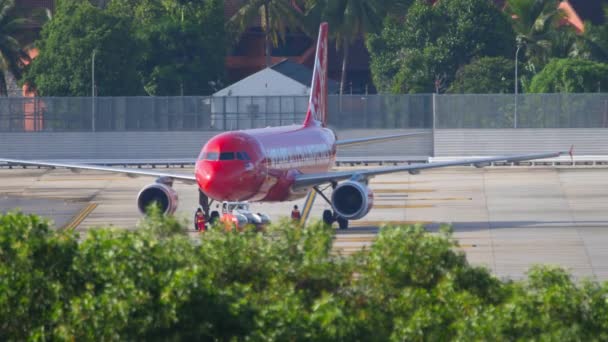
[1, 211, 608, 340]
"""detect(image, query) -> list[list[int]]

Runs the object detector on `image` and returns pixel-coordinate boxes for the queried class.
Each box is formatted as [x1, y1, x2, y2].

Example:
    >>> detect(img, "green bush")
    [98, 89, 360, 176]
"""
[528, 58, 608, 93]
[1, 211, 607, 340]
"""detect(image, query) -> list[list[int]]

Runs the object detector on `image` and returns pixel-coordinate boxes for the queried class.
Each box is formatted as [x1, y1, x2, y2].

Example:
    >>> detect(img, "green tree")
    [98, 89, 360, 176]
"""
[528, 58, 608, 93]
[305, 0, 386, 96]
[228, 0, 301, 67]
[505, 0, 569, 70]
[581, 18, 608, 62]
[449, 57, 516, 93]
[2, 211, 608, 339]
[367, 0, 515, 93]
[132, 0, 226, 95]
[23, 0, 142, 96]
[0, 0, 44, 95]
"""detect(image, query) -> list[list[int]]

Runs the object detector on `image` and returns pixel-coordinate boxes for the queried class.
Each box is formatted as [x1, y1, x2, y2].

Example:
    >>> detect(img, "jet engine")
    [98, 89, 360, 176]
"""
[331, 181, 374, 220]
[137, 177, 179, 215]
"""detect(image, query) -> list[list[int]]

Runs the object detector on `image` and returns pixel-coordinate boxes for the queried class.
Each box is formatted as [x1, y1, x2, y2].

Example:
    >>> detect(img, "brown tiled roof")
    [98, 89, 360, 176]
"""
[559, 0, 584, 33]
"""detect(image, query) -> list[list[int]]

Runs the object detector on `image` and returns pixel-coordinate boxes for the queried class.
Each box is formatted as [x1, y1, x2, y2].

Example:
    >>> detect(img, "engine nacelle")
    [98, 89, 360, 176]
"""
[137, 182, 179, 215]
[331, 181, 374, 220]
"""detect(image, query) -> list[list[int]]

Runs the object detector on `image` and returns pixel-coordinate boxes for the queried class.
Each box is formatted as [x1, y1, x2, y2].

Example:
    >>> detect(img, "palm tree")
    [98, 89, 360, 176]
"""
[0, 0, 42, 96]
[505, 0, 566, 68]
[228, 0, 302, 67]
[581, 10, 608, 63]
[550, 26, 584, 59]
[305, 0, 385, 96]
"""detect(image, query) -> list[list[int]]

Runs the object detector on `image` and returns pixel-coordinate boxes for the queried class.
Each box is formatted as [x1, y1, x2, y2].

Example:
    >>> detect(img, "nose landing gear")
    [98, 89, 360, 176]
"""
[195, 189, 218, 231]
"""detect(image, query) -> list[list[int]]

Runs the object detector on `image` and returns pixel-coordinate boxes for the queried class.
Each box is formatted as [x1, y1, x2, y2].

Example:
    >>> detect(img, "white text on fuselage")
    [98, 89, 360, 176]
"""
[265, 144, 331, 169]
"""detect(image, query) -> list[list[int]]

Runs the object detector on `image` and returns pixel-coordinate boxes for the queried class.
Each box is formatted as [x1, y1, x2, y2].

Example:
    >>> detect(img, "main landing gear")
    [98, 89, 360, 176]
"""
[322, 209, 349, 229]
[315, 183, 349, 230]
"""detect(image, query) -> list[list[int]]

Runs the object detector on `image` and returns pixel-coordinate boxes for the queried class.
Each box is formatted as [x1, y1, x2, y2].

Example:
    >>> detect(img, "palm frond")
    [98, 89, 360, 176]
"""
[0, 0, 15, 24]
[227, 0, 266, 40]
[0, 0, 33, 83]
[228, 0, 303, 47]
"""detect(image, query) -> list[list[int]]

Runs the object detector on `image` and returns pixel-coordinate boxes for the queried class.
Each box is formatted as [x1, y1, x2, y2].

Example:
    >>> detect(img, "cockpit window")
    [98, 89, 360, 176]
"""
[203, 151, 246, 161]
[205, 152, 219, 161]
[219, 152, 235, 160]
[237, 151, 250, 160]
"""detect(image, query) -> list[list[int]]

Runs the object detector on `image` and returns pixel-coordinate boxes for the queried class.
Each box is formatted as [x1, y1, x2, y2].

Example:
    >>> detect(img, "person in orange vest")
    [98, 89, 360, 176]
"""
[291, 205, 301, 222]
[195, 208, 206, 231]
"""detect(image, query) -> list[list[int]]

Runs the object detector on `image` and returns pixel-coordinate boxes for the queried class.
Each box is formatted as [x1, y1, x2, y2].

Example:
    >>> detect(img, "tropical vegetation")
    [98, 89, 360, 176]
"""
[367, 0, 515, 93]
[16, 0, 608, 95]
[23, 0, 225, 96]
[22, 0, 141, 96]
[528, 58, 608, 93]
[505, 0, 570, 70]
[581, 13, 608, 63]
[1, 210, 608, 340]
[304, 0, 386, 95]
[0, 0, 45, 95]
[227, 0, 302, 67]
[449, 57, 516, 94]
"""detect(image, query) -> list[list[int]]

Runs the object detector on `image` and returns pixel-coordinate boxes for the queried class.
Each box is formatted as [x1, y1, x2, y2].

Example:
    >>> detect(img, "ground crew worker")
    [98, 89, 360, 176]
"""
[291, 205, 301, 221]
[195, 208, 206, 231]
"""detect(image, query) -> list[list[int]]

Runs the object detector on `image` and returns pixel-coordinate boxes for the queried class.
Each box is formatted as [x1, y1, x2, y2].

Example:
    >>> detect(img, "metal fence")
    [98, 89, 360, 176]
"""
[1, 93, 607, 132]
[435, 93, 608, 129]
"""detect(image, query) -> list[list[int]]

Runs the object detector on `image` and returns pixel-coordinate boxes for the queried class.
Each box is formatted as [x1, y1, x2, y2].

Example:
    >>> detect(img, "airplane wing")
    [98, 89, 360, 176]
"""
[336, 132, 428, 148]
[293, 151, 570, 189]
[0, 158, 197, 184]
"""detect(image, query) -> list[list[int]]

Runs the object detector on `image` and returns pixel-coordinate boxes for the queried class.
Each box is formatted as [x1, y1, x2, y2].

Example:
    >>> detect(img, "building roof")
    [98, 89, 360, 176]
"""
[559, 0, 585, 33]
[270, 59, 339, 93]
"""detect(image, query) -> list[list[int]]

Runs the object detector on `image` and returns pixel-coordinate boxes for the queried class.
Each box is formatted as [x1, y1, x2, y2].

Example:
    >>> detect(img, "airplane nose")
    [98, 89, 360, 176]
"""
[196, 161, 218, 194]
[196, 161, 259, 201]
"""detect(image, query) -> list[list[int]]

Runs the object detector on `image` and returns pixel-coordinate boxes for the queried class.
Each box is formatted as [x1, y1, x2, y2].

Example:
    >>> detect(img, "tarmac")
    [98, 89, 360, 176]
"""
[1, 166, 608, 281]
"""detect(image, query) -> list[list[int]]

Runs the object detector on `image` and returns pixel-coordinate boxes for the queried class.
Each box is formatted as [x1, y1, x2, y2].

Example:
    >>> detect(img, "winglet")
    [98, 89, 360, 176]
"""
[569, 145, 574, 164]
[303, 22, 328, 127]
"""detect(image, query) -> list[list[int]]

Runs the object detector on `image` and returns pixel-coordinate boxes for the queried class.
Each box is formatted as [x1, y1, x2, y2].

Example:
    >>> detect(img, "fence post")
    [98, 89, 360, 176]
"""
[222, 96, 226, 130]
[236, 96, 240, 130]
[432, 93, 436, 157]
[293, 96, 296, 124]
[364, 95, 368, 128]
[264, 96, 268, 127]
[250, 96, 254, 129]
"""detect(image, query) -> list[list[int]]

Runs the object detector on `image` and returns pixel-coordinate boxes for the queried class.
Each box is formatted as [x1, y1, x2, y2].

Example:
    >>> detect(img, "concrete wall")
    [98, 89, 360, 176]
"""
[3, 129, 607, 160]
[0, 129, 432, 160]
[434, 129, 608, 156]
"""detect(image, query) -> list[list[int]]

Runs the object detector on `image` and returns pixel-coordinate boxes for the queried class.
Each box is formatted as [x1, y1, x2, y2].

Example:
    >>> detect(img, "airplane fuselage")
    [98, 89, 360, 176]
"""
[195, 124, 336, 202]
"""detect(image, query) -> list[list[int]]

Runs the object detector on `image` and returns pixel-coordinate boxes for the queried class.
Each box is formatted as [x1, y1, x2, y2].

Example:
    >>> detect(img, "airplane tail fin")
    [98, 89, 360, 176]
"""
[303, 22, 328, 127]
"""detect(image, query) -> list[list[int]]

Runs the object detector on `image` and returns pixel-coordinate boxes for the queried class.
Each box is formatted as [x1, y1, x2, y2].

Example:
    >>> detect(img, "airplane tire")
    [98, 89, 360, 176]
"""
[337, 216, 349, 230]
[209, 211, 220, 225]
[322, 209, 334, 226]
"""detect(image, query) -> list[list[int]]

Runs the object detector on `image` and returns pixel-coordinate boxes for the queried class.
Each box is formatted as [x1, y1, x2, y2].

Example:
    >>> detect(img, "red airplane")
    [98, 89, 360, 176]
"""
[1, 23, 570, 229]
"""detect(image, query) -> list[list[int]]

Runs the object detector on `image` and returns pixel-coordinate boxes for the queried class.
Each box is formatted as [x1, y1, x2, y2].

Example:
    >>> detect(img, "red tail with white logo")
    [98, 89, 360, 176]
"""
[303, 22, 328, 127]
